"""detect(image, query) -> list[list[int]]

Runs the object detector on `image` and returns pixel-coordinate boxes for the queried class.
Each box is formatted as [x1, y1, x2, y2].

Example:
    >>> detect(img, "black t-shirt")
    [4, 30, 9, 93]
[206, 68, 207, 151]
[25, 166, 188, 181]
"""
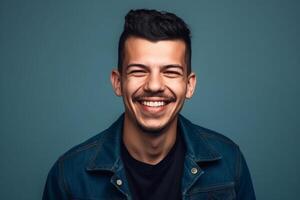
[121, 132, 185, 200]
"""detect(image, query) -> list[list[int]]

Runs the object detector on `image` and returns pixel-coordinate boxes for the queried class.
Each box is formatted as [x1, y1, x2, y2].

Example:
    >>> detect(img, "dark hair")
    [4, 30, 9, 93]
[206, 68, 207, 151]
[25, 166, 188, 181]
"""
[118, 9, 192, 74]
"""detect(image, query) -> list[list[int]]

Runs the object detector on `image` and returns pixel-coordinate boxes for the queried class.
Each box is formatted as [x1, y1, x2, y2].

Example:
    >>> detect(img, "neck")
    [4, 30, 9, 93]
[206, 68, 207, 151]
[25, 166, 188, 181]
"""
[123, 114, 178, 165]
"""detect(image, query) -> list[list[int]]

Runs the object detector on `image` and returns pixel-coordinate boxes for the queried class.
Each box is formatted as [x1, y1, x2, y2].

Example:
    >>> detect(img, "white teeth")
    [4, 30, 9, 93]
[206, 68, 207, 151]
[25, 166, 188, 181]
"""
[142, 101, 165, 107]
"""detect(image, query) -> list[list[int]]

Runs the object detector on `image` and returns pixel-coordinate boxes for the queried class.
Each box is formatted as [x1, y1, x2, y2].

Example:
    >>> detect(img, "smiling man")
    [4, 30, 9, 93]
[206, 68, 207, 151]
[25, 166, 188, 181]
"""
[43, 9, 255, 200]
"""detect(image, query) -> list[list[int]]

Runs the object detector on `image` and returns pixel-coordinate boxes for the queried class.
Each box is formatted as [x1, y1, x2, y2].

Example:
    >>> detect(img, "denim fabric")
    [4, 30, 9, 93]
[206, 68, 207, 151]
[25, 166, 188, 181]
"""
[43, 114, 255, 200]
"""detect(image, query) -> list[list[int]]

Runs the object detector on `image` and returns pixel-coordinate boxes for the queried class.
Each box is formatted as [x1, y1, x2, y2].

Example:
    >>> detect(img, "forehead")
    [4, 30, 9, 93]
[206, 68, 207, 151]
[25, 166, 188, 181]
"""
[123, 37, 186, 67]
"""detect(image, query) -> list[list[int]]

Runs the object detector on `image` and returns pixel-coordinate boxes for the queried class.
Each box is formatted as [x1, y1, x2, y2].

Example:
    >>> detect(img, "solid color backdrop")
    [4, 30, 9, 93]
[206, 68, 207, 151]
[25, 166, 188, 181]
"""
[1, 0, 299, 199]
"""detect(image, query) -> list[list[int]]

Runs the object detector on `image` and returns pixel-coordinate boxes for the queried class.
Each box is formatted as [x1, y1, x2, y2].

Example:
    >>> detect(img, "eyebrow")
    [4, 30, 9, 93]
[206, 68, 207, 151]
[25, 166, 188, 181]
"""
[126, 63, 147, 69]
[126, 63, 184, 71]
[163, 64, 184, 71]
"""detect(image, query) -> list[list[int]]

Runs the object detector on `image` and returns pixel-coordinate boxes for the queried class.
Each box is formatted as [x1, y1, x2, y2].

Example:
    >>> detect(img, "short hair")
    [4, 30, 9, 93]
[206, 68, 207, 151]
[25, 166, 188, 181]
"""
[118, 9, 192, 75]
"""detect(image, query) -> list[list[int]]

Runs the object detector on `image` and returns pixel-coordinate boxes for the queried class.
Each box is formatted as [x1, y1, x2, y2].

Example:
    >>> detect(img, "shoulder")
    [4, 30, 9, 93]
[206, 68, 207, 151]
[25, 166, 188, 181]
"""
[57, 130, 106, 163]
[179, 115, 242, 165]
[43, 130, 107, 198]
[43, 116, 125, 199]
[48, 124, 115, 180]
[195, 124, 242, 162]
[195, 124, 239, 149]
[50, 115, 123, 174]
[180, 115, 239, 149]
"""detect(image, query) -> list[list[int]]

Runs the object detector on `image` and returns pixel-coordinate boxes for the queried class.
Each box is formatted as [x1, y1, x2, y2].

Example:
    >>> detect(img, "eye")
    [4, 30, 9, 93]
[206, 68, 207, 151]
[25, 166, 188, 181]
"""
[128, 70, 147, 77]
[163, 70, 182, 78]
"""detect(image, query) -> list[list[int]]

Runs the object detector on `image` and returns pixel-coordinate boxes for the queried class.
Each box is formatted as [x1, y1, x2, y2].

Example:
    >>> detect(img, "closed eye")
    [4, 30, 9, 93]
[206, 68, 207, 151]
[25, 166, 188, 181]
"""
[128, 70, 147, 77]
[163, 70, 182, 78]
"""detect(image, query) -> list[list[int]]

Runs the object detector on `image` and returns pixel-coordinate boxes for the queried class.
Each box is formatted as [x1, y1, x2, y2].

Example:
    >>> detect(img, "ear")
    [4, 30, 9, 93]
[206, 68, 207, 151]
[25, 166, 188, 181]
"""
[185, 72, 197, 99]
[110, 69, 122, 96]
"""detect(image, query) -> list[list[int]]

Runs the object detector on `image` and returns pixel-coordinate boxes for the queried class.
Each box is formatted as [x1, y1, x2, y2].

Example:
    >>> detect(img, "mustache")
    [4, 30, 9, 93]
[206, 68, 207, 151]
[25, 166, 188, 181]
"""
[133, 92, 176, 102]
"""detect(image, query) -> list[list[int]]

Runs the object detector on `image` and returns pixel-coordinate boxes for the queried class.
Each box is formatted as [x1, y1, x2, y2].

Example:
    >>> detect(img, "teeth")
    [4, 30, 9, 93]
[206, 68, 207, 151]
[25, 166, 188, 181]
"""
[142, 101, 165, 107]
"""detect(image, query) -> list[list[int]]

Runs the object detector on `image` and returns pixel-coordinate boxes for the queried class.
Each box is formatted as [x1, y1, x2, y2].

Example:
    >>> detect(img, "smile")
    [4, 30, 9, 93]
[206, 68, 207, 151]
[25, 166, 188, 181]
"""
[141, 101, 166, 107]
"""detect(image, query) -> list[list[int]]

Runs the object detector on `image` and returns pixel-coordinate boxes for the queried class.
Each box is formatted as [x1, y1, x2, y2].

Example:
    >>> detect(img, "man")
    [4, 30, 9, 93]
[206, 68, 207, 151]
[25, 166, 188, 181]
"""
[43, 9, 255, 200]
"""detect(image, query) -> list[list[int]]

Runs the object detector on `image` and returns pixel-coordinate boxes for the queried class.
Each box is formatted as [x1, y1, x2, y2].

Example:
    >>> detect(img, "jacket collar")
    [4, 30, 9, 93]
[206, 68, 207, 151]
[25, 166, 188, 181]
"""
[86, 114, 221, 172]
[178, 115, 222, 162]
[86, 114, 124, 172]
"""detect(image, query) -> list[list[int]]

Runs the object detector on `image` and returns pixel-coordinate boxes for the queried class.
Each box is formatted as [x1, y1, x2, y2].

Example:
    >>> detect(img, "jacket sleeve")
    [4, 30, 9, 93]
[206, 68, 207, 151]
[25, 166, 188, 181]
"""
[43, 160, 70, 200]
[235, 148, 256, 200]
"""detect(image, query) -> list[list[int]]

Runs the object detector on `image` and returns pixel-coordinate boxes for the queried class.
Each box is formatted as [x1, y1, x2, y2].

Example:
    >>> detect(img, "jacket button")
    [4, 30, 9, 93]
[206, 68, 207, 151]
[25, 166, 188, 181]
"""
[116, 179, 122, 186]
[191, 167, 198, 174]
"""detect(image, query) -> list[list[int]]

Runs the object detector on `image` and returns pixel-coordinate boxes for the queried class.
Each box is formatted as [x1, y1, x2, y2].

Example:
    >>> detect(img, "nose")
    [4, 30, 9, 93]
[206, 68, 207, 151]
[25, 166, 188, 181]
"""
[144, 72, 165, 92]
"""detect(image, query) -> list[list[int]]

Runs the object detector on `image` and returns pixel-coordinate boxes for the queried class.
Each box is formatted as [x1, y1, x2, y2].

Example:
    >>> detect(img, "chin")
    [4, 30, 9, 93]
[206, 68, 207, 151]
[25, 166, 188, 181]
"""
[136, 118, 173, 135]
[137, 125, 166, 135]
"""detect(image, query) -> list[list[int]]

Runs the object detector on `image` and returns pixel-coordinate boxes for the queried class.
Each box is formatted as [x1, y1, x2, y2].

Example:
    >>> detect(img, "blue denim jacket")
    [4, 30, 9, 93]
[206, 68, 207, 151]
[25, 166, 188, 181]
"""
[43, 114, 255, 200]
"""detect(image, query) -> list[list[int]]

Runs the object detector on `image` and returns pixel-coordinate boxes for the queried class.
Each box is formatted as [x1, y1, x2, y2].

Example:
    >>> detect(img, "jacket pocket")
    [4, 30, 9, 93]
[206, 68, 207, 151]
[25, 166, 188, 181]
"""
[187, 182, 236, 200]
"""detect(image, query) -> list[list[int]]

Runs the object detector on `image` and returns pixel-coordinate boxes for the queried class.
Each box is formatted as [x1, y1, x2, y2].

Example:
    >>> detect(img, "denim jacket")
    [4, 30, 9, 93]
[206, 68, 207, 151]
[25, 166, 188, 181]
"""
[43, 114, 255, 200]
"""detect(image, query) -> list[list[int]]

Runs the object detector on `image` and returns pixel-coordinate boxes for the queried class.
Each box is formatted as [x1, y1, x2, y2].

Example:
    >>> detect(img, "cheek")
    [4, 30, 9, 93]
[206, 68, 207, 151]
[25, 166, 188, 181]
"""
[167, 80, 187, 95]
[122, 78, 145, 97]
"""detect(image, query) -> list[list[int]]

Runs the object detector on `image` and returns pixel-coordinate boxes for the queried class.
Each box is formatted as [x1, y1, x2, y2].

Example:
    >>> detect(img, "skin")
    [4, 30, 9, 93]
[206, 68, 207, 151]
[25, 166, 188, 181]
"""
[111, 37, 196, 164]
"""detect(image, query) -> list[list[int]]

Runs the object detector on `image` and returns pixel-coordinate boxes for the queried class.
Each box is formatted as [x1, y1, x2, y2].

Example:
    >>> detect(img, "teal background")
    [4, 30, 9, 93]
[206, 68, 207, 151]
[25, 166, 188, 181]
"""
[1, 0, 299, 199]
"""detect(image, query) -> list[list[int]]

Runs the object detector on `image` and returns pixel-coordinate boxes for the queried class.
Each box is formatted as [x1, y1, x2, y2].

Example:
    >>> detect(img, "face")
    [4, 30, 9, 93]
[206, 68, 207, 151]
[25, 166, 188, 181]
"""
[111, 37, 196, 133]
